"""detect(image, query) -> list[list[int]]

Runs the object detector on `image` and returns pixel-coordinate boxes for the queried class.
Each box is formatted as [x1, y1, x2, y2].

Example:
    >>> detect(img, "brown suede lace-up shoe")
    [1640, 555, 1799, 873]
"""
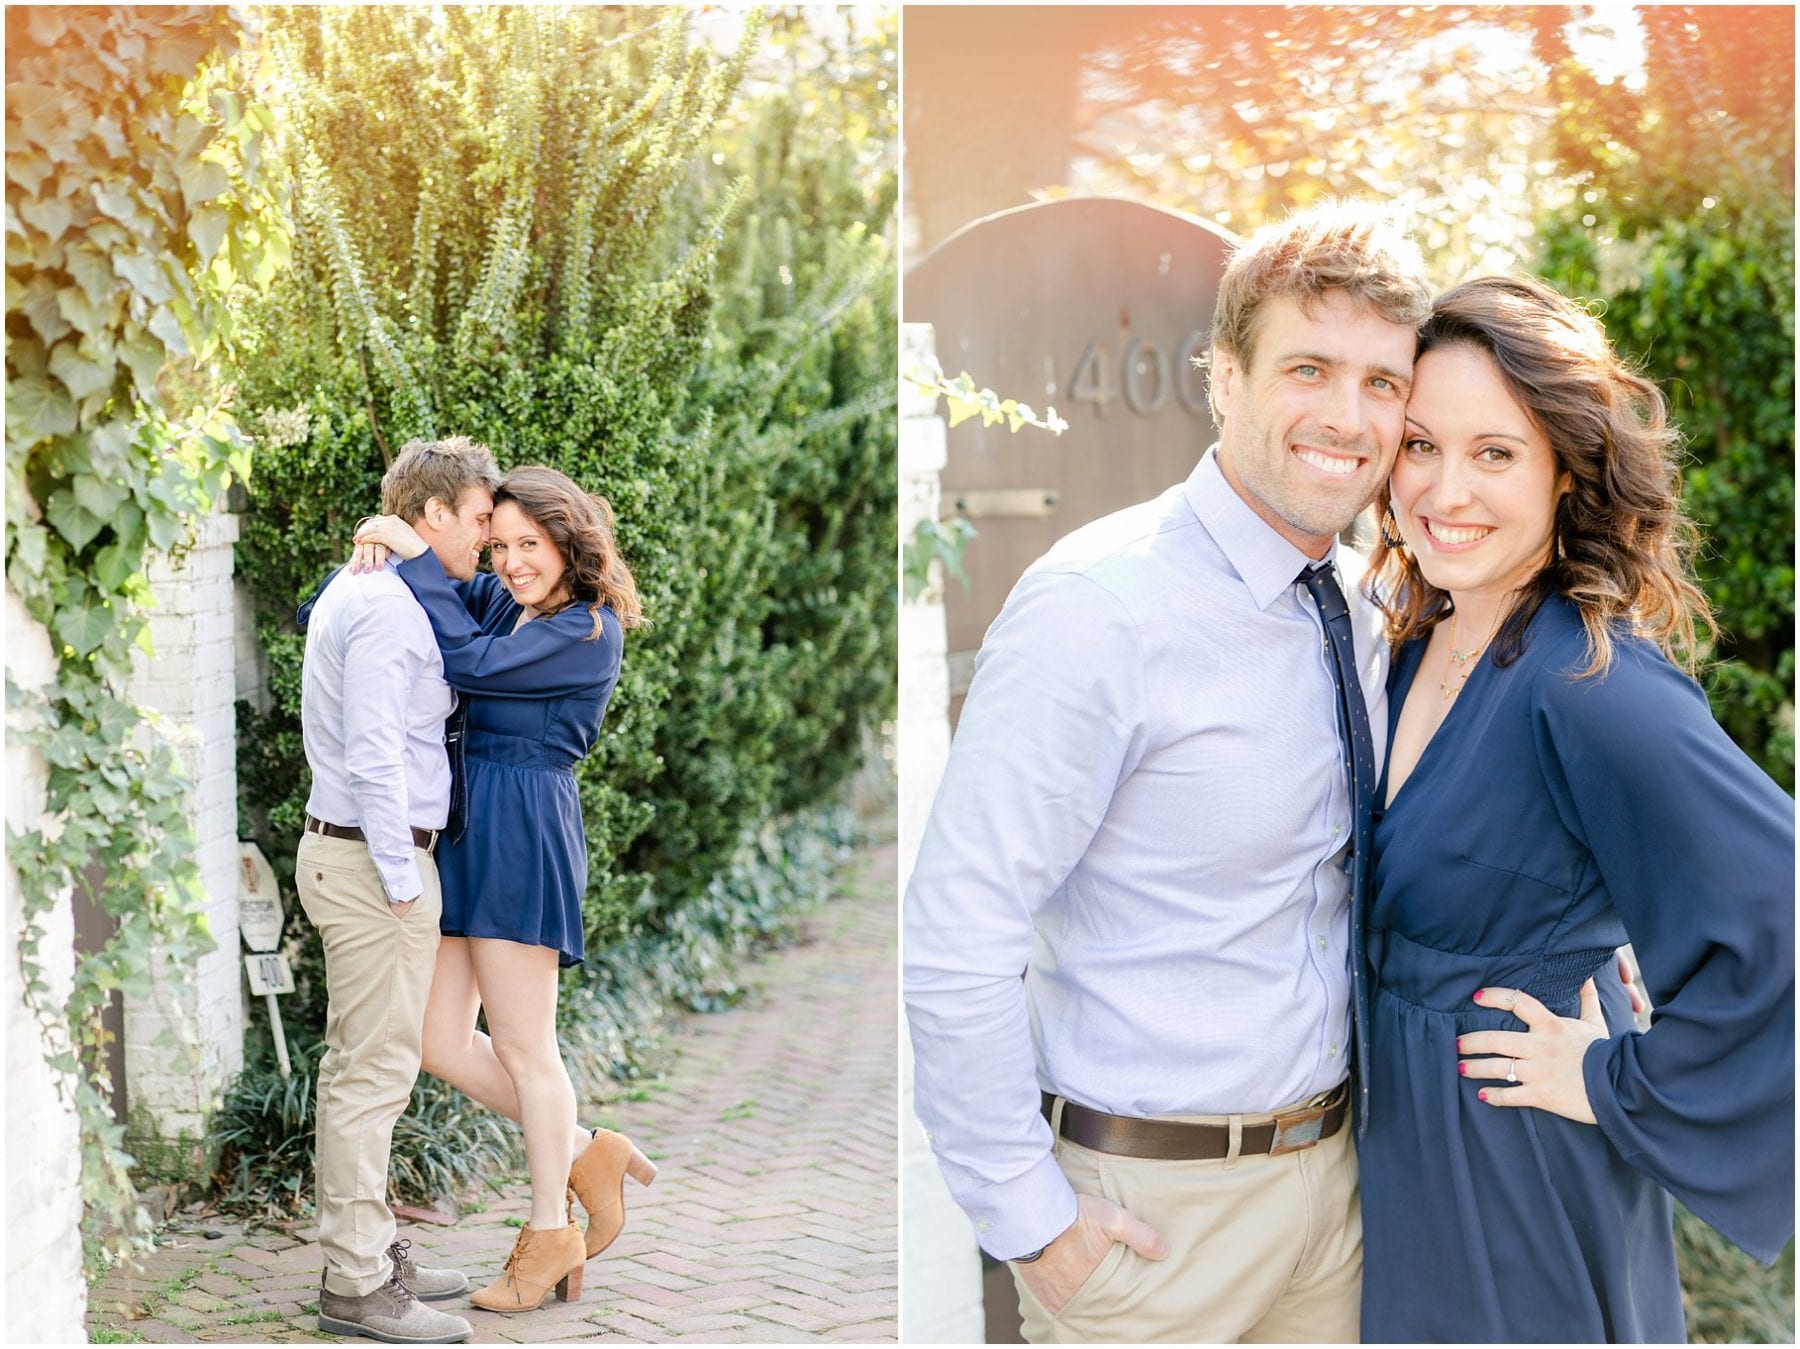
[317, 1268, 472, 1344]
[468, 1222, 587, 1313]
[389, 1237, 470, 1300]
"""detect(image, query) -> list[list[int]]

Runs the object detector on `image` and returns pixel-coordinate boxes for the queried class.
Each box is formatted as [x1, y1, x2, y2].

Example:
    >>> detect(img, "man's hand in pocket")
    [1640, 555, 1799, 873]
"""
[1015, 1193, 1169, 1316]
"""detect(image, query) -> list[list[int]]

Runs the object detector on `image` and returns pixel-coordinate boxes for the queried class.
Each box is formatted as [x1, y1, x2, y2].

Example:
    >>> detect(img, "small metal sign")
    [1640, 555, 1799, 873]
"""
[238, 840, 294, 1077]
[238, 841, 283, 952]
[244, 951, 296, 997]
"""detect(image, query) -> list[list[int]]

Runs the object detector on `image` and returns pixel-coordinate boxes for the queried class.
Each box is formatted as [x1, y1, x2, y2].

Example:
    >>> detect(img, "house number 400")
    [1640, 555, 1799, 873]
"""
[1065, 331, 1209, 416]
[1069, 333, 1212, 418]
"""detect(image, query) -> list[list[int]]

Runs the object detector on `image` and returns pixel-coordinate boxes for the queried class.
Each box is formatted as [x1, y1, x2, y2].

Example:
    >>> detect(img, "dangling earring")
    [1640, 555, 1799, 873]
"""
[1379, 507, 1405, 550]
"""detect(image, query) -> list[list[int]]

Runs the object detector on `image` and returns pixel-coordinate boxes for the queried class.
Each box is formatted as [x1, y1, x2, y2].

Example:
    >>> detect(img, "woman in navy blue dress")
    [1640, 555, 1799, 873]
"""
[1357, 277, 1793, 1341]
[355, 467, 656, 1313]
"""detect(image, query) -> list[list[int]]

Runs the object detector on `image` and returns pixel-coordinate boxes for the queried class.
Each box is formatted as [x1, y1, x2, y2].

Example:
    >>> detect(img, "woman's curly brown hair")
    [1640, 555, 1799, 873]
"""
[1366, 275, 1714, 677]
[495, 465, 643, 637]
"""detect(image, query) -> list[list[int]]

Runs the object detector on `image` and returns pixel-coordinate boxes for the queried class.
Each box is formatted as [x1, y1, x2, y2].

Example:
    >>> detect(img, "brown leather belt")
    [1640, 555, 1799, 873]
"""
[1043, 1083, 1350, 1160]
[305, 814, 442, 855]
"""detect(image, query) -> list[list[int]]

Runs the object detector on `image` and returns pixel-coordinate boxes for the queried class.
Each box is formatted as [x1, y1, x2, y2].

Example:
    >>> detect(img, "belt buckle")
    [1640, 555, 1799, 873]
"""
[1267, 1104, 1328, 1156]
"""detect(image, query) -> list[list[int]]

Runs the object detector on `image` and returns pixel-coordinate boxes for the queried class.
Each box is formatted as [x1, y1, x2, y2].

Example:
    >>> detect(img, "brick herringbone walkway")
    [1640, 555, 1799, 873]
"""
[86, 835, 898, 1344]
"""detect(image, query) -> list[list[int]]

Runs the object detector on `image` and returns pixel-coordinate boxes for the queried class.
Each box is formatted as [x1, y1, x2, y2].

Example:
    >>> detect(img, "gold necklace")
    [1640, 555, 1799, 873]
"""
[1439, 610, 1497, 701]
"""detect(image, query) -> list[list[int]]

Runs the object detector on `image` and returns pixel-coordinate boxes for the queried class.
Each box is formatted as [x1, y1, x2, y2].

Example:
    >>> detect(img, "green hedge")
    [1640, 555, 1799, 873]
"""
[1536, 208, 1794, 790]
[228, 6, 895, 1042]
[1531, 7, 1793, 792]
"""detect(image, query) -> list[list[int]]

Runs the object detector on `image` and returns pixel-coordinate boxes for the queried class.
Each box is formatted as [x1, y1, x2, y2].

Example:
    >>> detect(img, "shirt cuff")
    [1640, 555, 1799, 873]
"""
[376, 856, 424, 905]
[962, 1150, 1080, 1261]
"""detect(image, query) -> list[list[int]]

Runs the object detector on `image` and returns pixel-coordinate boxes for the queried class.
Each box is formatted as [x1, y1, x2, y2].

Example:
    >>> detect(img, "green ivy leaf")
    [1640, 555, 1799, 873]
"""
[118, 326, 166, 398]
[188, 204, 228, 265]
[145, 501, 186, 551]
[90, 112, 128, 160]
[73, 474, 129, 520]
[112, 250, 175, 305]
[55, 285, 111, 338]
[7, 83, 69, 150]
[44, 488, 106, 551]
[87, 419, 133, 476]
[92, 540, 139, 593]
[6, 374, 78, 439]
[64, 244, 116, 307]
[175, 158, 229, 208]
[53, 590, 115, 655]
[146, 304, 188, 355]
[18, 194, 72, 243]
[20, 275, 73, 344]
[945, 395, 980, 428]
[11, 523, 50, 577]
[90, 185, 146, 229]
[47, 339, 115, 402]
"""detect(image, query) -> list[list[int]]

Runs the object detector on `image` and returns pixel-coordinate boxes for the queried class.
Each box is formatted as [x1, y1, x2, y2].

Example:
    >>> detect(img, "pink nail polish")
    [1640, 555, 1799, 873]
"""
[1478, 1090, 1488, 1103]
[1472, 989, 1484, 1003]
[1458, 1063, 1467, 1076]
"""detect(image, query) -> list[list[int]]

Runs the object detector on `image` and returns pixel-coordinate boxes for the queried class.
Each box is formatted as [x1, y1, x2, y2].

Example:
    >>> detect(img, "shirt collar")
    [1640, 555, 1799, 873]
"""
[1183, 446, 1339, 611]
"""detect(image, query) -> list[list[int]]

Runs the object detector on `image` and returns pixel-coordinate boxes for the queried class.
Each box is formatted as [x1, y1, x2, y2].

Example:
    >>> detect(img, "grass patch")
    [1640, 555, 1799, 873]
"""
[720, 1099, 756, 1122]
[89, 1330, 143, 1345]
[1678, 1205, 1793, 1343]
[502, 1217, 526, 1229]
[222, 1307, 288, 1326]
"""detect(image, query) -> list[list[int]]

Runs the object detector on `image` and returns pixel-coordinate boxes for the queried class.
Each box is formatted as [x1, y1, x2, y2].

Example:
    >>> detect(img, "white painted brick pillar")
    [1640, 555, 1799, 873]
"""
[4, 583, 88, 1340]
[899, 322, 985, 1343]
[124, 509, 245, 1141]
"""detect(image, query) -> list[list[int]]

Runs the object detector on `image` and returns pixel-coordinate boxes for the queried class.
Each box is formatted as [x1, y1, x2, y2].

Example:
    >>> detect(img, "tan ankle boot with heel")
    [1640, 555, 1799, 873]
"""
[568, 1128, 657, 1258]
[468, 1222, 587, 1313]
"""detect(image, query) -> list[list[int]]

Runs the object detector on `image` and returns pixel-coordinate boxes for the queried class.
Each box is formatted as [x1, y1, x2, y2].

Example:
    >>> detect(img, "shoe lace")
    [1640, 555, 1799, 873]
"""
[500, 1227, 531, 1280]
[387, 1238, 414, 1273]
[382, 1267, 418, 1307]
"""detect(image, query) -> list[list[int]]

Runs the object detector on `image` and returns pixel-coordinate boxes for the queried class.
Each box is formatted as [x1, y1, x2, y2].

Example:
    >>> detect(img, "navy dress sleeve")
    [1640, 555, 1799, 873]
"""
[1531, 637, 1795, 1263]
[455, 571, 512, 626]
[392, 550, 619, 700]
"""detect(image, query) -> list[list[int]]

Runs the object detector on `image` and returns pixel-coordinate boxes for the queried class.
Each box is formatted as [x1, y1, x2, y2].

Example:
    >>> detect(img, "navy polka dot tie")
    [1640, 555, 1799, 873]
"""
[1299, 562, 1376, 1130]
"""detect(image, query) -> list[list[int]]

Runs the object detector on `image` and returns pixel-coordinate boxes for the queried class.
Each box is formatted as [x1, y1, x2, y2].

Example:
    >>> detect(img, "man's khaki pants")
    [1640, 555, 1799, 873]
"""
[296, 832, 442, 1298]
[1014, 1096, 1362, 1344]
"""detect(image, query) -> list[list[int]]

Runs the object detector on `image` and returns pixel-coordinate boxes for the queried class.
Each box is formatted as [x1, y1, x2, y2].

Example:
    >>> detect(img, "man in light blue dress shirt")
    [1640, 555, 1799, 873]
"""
[904, 202, 1433, 1342]
[297, 436, 499, 1345]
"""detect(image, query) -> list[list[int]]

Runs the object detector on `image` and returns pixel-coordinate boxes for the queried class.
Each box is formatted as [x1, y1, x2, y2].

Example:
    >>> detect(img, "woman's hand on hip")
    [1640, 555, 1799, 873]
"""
[1456, 979, 1609, 1125]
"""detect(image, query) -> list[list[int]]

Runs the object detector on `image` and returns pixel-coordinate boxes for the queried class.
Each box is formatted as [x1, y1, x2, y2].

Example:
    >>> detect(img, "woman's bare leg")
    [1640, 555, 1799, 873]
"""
[469, 937, 578, 1232]
[420, 936, 590, 1158]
